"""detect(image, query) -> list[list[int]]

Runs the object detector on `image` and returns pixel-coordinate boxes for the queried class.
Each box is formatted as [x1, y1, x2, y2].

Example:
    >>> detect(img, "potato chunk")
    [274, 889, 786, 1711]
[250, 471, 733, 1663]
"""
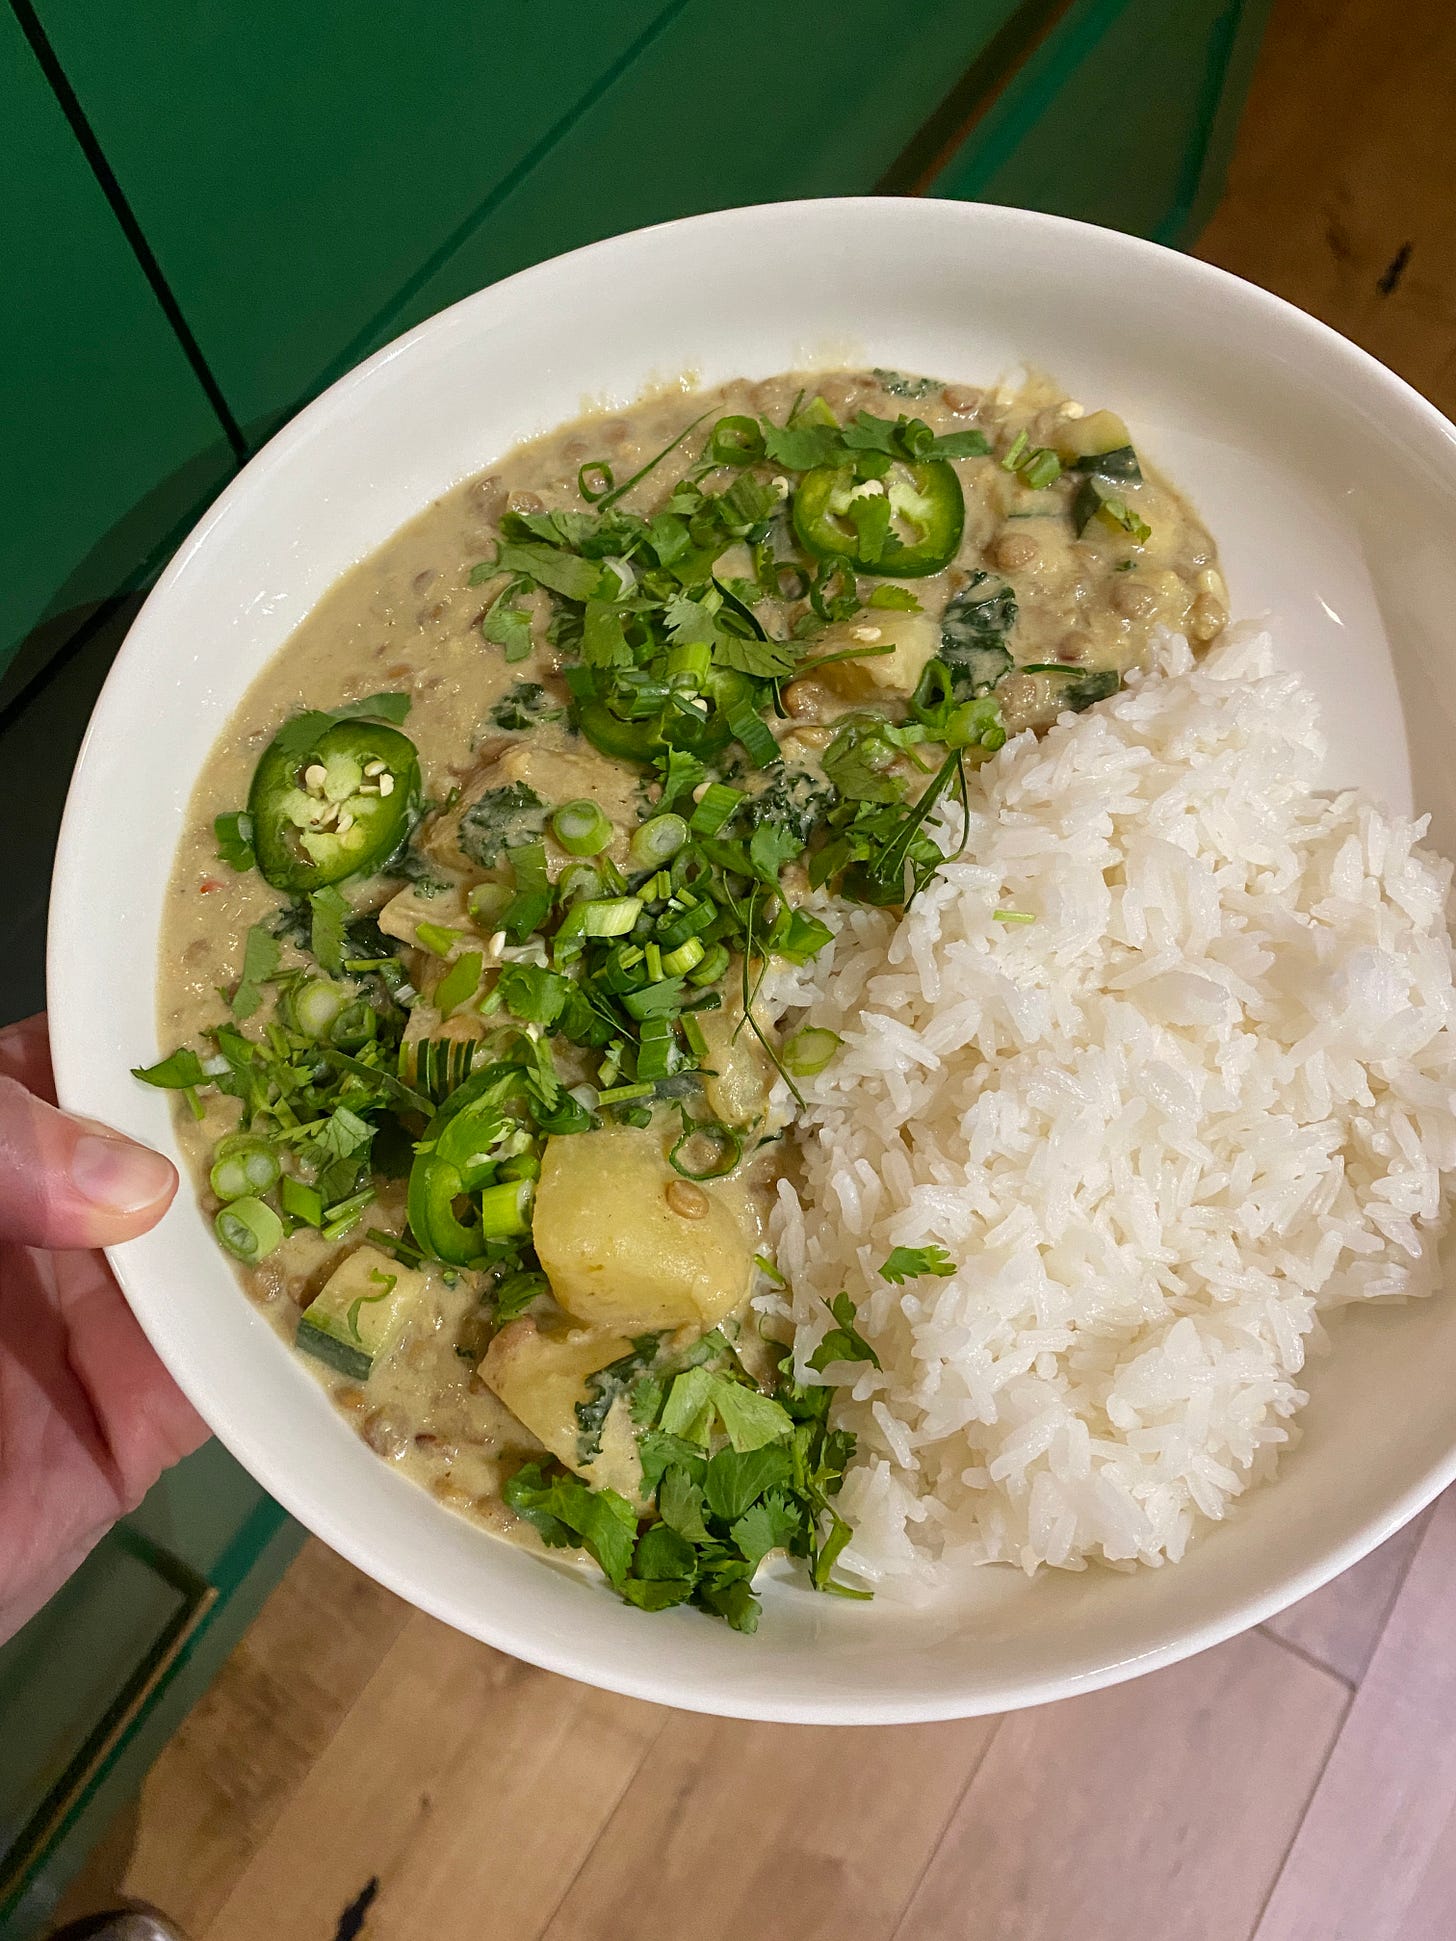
[533, 1123, 752, 1331]
[481, 1317, 645, 1502]
[696, 989, 775, 1127]
[421, 738, 640, 878]
[809, 607, 939, 700]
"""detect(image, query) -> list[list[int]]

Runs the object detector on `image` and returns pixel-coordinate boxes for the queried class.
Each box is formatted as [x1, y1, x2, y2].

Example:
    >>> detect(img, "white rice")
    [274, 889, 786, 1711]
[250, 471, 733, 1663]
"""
[761, 630, 1456, 1584]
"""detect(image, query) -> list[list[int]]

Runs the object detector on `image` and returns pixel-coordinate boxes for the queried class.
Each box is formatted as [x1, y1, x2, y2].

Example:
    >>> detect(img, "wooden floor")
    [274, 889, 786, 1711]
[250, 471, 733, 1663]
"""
[55, 0, 1456, 1935]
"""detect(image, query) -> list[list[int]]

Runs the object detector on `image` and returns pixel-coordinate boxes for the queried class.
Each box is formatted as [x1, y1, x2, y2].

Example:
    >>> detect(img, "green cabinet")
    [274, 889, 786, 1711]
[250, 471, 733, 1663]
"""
[0, 1443, 302, 1940]
[27, 0, 689, 439]
[0, 5, 234, 692]
[928, 0, 1272, 247]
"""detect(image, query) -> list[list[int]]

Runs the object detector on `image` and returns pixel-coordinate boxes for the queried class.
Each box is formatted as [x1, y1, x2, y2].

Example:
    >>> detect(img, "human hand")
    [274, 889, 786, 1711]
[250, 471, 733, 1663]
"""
[0, 1013, 206, 1644]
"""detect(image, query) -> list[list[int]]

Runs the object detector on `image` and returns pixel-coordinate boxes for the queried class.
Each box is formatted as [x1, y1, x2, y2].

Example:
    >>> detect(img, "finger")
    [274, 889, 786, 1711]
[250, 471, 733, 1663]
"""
[0, 1013, 57, 1104]
[53, 1247, 209, 1499]
[0, 1076, 177, 1249]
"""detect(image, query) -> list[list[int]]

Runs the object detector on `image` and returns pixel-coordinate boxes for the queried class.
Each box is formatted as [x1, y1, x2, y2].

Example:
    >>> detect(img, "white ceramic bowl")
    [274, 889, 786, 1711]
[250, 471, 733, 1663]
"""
[49, 198, 1456, 1723]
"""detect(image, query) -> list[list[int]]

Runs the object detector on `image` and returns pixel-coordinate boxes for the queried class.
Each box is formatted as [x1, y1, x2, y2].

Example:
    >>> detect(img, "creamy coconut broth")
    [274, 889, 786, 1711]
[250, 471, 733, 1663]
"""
[147, 369, 1222, 1626]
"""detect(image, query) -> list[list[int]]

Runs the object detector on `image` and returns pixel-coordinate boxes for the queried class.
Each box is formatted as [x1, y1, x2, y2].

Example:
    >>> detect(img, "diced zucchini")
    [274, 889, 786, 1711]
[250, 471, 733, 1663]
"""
[296, 1242, 428, 1381]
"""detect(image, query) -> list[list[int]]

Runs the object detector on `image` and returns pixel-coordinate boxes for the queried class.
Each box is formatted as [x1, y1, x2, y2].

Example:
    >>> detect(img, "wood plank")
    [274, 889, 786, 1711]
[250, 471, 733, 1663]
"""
[197, 1610, 665, 1941]
[541, 1713, 1001, 1941]
[113, 1539, 410, 1935]
[1253, 1493, 1456, 1941]
[1261, 1507, 1432, 1686]
[1195, 0, 1456, 418]
[893, 1631, 1346, 1941]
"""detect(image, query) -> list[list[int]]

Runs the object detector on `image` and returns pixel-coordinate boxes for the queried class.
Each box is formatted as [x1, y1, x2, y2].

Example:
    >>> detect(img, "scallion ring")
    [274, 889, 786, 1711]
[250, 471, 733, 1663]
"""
[468, 881, 512, 928]
[556, 861, 602, 905]
[286, 976, 351, 1040]
[669, 1117, 743, 1182]
[782, 1026, 843, 1077]
[629, 813, 689, 870]
[551, 798, 613, 857]
[209, 1137, 281, 1203]
[660, 937, 705, 976]
[477, 1177, 534, 1238]
[215, 1195, 284, 1262]
[582, 896, 642, 937]
[577, 460, 615, 502]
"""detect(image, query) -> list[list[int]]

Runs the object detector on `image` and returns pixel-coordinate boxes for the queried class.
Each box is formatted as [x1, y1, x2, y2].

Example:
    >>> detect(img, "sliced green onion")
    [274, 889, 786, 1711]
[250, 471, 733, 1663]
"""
[477, 1177, 534, 1239]
[434, 949, 484, 1018]
[209, 1137, 281, 1203]
[680, 1012, 709, 1059]
[622, 979, 684, 1020]
[644, 941, 664, 982]
[1020, 447, 1062, 490]
[688, 783, 744, 837]
[993, 909, 1036, 923]
[688, 942, 730, 986]
[416, 921, 461, 958]
[556, 861, 602, 905]
[215, 1196, 284, 1263]
[499, 1152, 541, 1182]
[286, 977, 351, 1040]
[635, 1023, 675, 1081]
[468, 881, 512, 929]
[329, 999, 378, 1050]
[280, 1176, 325, 1226]
[599, 1080, 655, 1104]
[661, 937, 706, 977]
[666, 641, 712, 688]
[656, 899, 717, 948]
[551, 798, 613, 857]
[669, 1118, 743, 1181]
[578, 460, 614, 502]
[583, 896, 642, 937]
[782, 1026, 843, 1077]
[725, 698, 779, 768]
[630, 814, 689, 870]
[322, 1188, 375, 1242]
[1000, 428, 1029, 472]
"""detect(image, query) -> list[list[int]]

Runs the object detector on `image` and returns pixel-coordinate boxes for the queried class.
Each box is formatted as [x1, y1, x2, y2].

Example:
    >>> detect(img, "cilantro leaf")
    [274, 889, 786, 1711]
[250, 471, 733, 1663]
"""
[658, 1466, 711, 1541]
[807, 1292, 881, 1372]
[708, 1377, 794, 1454]
[663, 592, 720, 647]
[712, 631, 797, 679]
[308, 886, 350, 976]
[760, 419, 842, 470]
[868, 585, 921, 612]
[621, 1576, 696, 1611]
[748, 818, 805, 885]
[214, 811, 255, 871]
[840, 410, 902, 454]
[703, 1443, 793, 1523]
[879, 1245, 957, 1284]
[501, 1463, 637, 1586]
[132, 1047, 206, 1090]
[658, 1366, 717, 1445]
[483, 596, 534, 663]
[718, 472, 781, 533]
[822, 717, 905, 805]
[582, 598, 632, 668]
[491, 1269, 547, 1321]
[634, 1522, 697, 1581]
[696, 1574, 761, 1633]
[638, 1430, 707, 1495]
[847, 490, 891, 564]
[918, 427, 992, 459]
[730, 1489, 801, 1567]
[494, 539, 605, 603]
[230, 923, 280, 1021]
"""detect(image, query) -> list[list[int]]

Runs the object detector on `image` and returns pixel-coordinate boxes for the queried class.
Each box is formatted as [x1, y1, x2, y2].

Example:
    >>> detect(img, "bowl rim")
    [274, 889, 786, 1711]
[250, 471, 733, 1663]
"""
[47, 194, 1456, 1724]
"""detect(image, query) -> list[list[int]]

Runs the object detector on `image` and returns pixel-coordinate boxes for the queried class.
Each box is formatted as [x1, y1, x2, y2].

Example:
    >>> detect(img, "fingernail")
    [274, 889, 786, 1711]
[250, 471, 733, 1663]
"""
[71, 1133, 175, 1214]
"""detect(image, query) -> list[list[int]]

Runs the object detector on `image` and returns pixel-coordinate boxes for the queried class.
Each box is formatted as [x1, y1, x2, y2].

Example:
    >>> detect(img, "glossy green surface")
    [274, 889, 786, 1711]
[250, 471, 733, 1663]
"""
[929, 0, 1273, 247]
[0, 5, 233, 683]
[0, 1442, 302, 1937]
[351, 0, 1033, 367]
[29, 0, 690, 438]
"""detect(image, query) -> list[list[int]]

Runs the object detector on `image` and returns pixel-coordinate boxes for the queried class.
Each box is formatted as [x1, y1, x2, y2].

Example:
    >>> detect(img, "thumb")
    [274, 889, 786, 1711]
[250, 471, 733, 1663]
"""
[0, 1075, 177, 1249]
